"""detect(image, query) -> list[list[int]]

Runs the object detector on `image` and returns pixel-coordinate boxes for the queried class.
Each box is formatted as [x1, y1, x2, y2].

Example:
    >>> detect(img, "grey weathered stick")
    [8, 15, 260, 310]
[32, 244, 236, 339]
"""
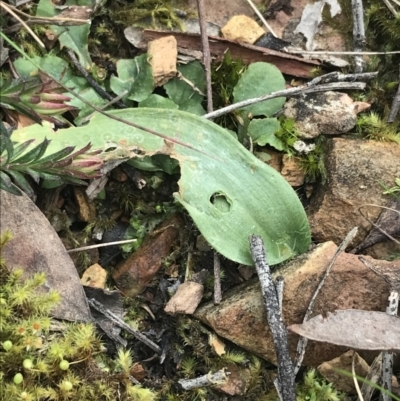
[351, 0, 366, 72]
[67, 239, 137, 253]
[245, 0, 277, 37]
[285, 49, 400, 55]
[249, 235, 296, 401]
[87, 298, 162, 354]
[293, 227, 358, 375]
[178, 369, 228, 391]
[306, 71, 377, 86]
[357, 354, 383, 401]
[196, 0, 213, 113]
[213, 252, 222, 304]
[204, 82, 366, 119]
[275, 276, 284, 314]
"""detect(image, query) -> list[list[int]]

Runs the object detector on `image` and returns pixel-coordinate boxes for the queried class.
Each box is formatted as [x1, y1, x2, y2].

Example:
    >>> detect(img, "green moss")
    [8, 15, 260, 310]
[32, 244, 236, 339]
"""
[0, 231, 157, 401]
[109, 0, 188, 30]
[297, 369, 344, 401]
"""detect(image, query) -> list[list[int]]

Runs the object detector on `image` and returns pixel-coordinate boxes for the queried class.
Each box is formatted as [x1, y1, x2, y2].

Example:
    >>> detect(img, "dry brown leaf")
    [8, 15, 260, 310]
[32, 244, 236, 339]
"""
[288, 310, 400, 352]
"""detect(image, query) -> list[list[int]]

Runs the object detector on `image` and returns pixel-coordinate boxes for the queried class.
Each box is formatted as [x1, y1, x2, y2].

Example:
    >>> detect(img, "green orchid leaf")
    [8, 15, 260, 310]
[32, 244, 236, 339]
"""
[139, 94, 179, 110]
[14, 55, 72, 83]
[36, 0, 92, 68]
[164, 61, 206, 115]
[248, 118, 285, 150]
[233, 62, 286, 117]
[12, 109, 311, 265]
[110, 55, 154, 102]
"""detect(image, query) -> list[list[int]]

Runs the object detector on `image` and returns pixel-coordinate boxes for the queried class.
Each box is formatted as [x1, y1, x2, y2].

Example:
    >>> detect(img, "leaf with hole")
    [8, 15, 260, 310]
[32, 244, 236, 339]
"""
[11, 108, 311, 265]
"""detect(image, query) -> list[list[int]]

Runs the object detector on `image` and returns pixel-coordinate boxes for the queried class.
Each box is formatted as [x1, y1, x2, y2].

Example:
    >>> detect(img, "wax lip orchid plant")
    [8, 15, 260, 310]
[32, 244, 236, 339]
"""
[0, 72, 76, 124]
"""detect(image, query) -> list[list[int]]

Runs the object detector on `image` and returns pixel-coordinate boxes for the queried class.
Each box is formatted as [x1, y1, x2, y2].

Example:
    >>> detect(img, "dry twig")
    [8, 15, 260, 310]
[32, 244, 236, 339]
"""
[249, 235, 296, 401]
[196, 0, 213, 113]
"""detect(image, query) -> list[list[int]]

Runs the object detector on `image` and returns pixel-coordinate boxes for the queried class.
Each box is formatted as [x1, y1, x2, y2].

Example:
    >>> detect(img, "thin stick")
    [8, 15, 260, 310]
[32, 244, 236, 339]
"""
[357, 204, 400, 246]
[351, 0, 366, 73]
[67, 49, 126, 109]
[67, 239, 137, 253]
[285, 49, 400, 55]
[196, 0, 213, 113]
[245, 0, 277, 37]
[352, 351, 365, 401]
[178, 369, 228, 390]
[80, 90, 129, 124]
[213, 252, 222, 304]
[1, 1, 88, 23]
[293, 227, 358, 375]
[382, 0, 398, 16]
[87, 298, 162, 354]
[249, 235, 296, 401]
[204, 81, 366, 119]
[0, 1, 45, 48]
[275, 276, 284, 313]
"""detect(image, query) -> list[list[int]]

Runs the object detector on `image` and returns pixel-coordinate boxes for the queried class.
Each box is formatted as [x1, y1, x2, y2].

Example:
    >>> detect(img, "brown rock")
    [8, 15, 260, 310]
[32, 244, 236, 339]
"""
[281, 154, 305, 186]
[0, 190, 91, 322]
[260, 148, 282, 172]
[113, 214, 182, 297]
[317, 351, 369, 394]
[148, 35, 177, 86]
[73, 187, 96, 222]
[195, 241, 397, 366]
[308, 138, 400, 257]
[217, 364, 251, 395]
[283, 91, 370, 139]
[221, 15, 265, 44]
[164, 281, 204, 314]
[80, 263, 107, 289]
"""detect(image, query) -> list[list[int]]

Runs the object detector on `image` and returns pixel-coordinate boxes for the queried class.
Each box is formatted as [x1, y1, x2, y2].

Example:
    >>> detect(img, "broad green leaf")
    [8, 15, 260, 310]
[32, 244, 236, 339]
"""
[164, 61, 206, 115]
[14, 55, 72, 83]
[233, 62, 286, 117]
[66, 77, 109, 123]
[139, 94, 179, 110]
[11, 109, 311, 266]
[110, 55, 154, 102]
[36, 0, 92, 68]
[248, 118, 285, 150]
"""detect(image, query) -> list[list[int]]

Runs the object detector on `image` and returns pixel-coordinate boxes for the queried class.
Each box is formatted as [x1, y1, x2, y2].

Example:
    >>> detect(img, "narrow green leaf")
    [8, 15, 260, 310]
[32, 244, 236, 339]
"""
[29, 169, 62, 182]
[0, 170, 13, 187]
[33, 145, 75, 164]
[11, 139, 36, 160]
[25, 167, 41, 183]
[6, 170, 34, 198]
[0, 133, 14, 163]
[0, 177, 22, 195]
[12, 138, 50, 164]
